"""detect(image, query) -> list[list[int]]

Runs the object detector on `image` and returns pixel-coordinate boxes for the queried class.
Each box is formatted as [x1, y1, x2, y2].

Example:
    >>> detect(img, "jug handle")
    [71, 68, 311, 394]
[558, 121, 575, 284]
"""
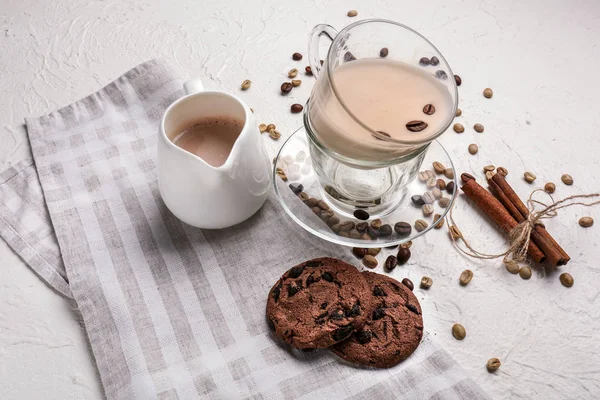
[308, 24, 338, 79]
[183, 79, 204, 95]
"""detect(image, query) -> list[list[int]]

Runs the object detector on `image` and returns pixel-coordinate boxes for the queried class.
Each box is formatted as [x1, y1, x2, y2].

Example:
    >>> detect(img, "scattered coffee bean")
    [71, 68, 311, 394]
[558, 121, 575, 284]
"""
[370, 219, 383, 229]
[418, 171, 429, 182]
[452, 323, 466, 340]
[350, 229, 361, 239]
[434, 214, 444, 229]
[454, 74, 462, 86]
[281, 82, 293, 94]
[449, 225, 462, 240]
[446, 181, 455, 194]
[579, 216, 594, 227]
[455, 108, 462, 117]
[473, 123, 484, 133]
[497, 167, 508, 177]
[267, 123, 276, 132]
[468, 144, 479, 155]
[384, 255, 397, 271]
[362, 254, 378, 268]
[433, 161, 446, 174]
[432, 188, 443, 199]
[423, 192, 435, 204]
[415, 219, 428, 232]
[306, 198, 318, 207]
[401, 241, 412, 249]
[406, 120, 428, 132]
[420, 276, 433, 289]
[289, 183, 304, 194]
[438, 197, 450, 208]
[347, 9, 358, 17]
[505, 263, 520, 274]
[435, 70, 448, 80]
[461, 173, 475, 183]
[411, 195, 425, 206]
[519, 266, 532, 280]
[380, 47, 389, 57]
[459, 269, 473, 286]
[291, 79, 302, 87]
[317, 200, 330, 210]
[524, 171, 536, 183]
[487, 358, 501, 372]
[422, 204, 434, 216]
[483, 88, 493, 98]
[544, 182, 556, 193]
[444, 168, 454, 179]
[483, 165, 495, 173]
[427, 177, 437, 188]
[397, 248, 411, 265]
[423, 104, 436, 115]
[305, 66, 313, 75]
[276, 167, 287, 181]
[260, 124, 269, 134]
[292, 52, 303, 61]
[560, 272, 574, 287]
[367, 226, 380, 239]
[340, 221, 355, 232]
[344, 51, 356, 62]
[379, 224, 392, 237]
[354, 209, 370, 220]
[401, 277, 414, 291]
[288, 68, 298, 78]
[453, 123, 465, 133]
[430, 56, 440, 66]
[426, 170, 436, 179]
[419, 57, 431, 66]
[367, 248, 381, 256]
[241, 79, 252, 90]
[394, 222, 412, 236]
[437, 179, 446, 190]
[561, 174, 573, 185]
[291, 104, 303, 113]
[356, 222, 369, 232]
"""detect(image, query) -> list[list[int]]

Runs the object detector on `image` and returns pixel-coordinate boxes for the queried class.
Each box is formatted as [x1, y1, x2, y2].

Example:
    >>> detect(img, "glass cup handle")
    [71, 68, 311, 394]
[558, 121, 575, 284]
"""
[308, 24, 338, 79]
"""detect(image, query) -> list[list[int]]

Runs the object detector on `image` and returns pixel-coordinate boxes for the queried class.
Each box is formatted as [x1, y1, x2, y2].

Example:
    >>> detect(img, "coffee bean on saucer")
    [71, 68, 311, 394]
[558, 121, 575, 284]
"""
[356, 222, 369, 232]
[292, 52, 303, 61]
[380, 47, 389, 57]
[327, 216, 340, 226]
[384, 255, 397, 271]
[352, 247, 368, 259]
[419, 57, 431, 65]
[394, 222, 412, 236]
[435, 70, 448, 80]
[360, 233, 371, 241]
[461, 173, 476, 183]
[298, 192, 309, 201]
[339, 231, 350, 238]
[397, 248, 411, 265]
[423, 104, 436, 115]
[437, 179, 446, 190]
[370, 219, 383, 229]
[411, 195, 425, 206]
[289, 183, 304, 194]
[446, 181, 455, 194]
[340, 221, 355, 232]
[368, 226, 380, 239]
[291, 104, 304, 113]
[454, 75, 462, 86]
[317, 200, 330, 210]
[430, 56, 440, 66]
[350, 229, 361, 239]
[379, 224, 392, 237]
[312, 206, 321, 215]
[331, 223, 341, 233]
[320, 210, 334, 221]
[406, 120, 428, 132]
[281, 82, 293, 94]
[305, 66, 313, 75]
[306, 198, 318, 207]
[354, 209, 370, 220]
[401, 277, 414, 291]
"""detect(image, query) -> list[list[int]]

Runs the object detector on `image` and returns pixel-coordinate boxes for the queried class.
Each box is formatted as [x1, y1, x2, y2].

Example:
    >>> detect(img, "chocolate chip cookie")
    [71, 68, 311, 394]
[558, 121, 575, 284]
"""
[266, 257, 373, 349]
[331, 271, 423, 368]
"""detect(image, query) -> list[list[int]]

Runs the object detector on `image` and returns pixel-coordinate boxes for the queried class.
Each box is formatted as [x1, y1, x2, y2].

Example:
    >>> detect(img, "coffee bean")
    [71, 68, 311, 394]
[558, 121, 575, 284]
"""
[452, 323, 466, 340]
[544, 182, 556, 193]
[259, 123, 267, 133]
[344, 51, 356, 62]
[394, 222, 412, 236]
[306, 198, 318, 207]
[352, 247, 367, 258]
[363, 255, 377, 268]
[370, 219, 383, 229]
[411, 195, 425, 206]
[367, 226, 380, 239]
[354, 209, 369, 220]
[347, 9, 358, 17]
[380, 47, 389, 57]
[320, 59, 324, 65]
[449, 225, 462, 240]
[373, 130, 391, 140]
[422, 204, 434, 216]
[305, 66, 313, 75]
[311, 206, 321, 215]
[289, 183, 304, 194]
[560, 272, 574, 287]
[340, 221, 355, 232]
[432, 188, 442, 200]
[423, 192, 435, 204]
[356, 222, 369, 232]
[446, 181, 455, 194]
[519, 266, 532, 280]
[241, 79, 251, 90]
[444, 168, 454, 179]
[438, 197, 450, 208]
[437, 179, 446, 190]
[320, 210, 334, 221]
[397, 248, 411, 265]
[414, 219, 428, 232]
[430, 56, 440, 66]
[349, 229, 361, 239]
[454, 74, 462, 86]
[276, 168, 287, 181]
[461, 173, 475, 183]
[291, 79, 302, 87]
[406, 120, 428, 132]
[298, 192, 309, 201]
[281, 82, 293, 94]
[423, 104, 436, 115]
[367, 248, 381, 257]
[561, 174, 573, 185]
[267, 123, 276, 132]
[420, 276, 433, 289]
[524, 171, 536, 183]
[432, 161, 445, 174]
[473, 123, 484, 133]
[579, 216, 594, 227]
[426, 170, 436, 179]
[401, 277, 414, 291]
[292, 52, 303, 61]
[468, 144, 479, 155]
[434, 214, 444, 229]
[497, 167, 508, 177]
[360, 233, 371, 241]
[435, 70, 448, 80]
[419, 57, 431, 65]
[453, 123, 465, 133]
[288, 68, 298, 78]
[401, 241, 412, 249]
[455, 108, 462, 117]
[384, 255, 397, 271]
[327, 216, 340, 226]
[418, 171, 429, 182]
[459, 269, 473, 286]
[379, 224, 392, 237]
[291, 104, 304, 113]
[339, 231, 350, 238]
[487, 358, 501, 372]
[483, 88, 493, 98]
[483, 165, 495, 173]
[505, 263, 520, 274]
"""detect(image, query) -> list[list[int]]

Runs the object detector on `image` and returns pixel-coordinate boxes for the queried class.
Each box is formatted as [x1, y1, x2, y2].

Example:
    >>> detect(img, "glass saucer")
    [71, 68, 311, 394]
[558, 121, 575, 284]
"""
[273, 126, 458, 248]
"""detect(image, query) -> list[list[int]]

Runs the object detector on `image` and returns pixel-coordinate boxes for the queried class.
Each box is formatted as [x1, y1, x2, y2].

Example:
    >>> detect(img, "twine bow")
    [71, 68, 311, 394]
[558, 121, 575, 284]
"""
[448, 191, 600, 269]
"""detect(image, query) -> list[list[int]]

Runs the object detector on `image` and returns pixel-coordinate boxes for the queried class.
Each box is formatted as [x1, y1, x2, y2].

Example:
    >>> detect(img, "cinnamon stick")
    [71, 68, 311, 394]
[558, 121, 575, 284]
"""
[490, 173, 570, 266]
[461, 178, 546, 264]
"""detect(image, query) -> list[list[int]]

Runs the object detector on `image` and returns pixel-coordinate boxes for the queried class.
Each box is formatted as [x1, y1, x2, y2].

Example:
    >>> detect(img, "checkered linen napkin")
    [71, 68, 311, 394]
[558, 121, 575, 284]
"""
[0, 59, 490, 399]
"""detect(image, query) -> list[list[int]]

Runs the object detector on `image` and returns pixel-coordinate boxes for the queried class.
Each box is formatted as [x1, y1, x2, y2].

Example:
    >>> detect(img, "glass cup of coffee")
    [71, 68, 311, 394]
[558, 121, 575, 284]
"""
[305, 19, 458, 216]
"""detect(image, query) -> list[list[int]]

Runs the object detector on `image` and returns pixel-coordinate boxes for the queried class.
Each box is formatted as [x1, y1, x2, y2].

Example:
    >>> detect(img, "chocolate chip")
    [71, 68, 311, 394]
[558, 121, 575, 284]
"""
[272, 283, 281, 301]
[287, 284, 299, 297]
[372, 308, 386, 320]
[346, 302, 361, 317]
[356, 329, 373, 344]
[330, 309, 345, 320]
[332, 324, 355, 341]
[379, 224, 392, 237]
[353, 209, 370, 220]
[394, 222, 412, 236]
[406, 120, 428, 132]
[411, 195, 425, 206]
[321, 272, 333, 282]
[406, 303, 419, 314]
[306, 275, 315, 286]
[373, 285, 387, 296]
[320, 302, 328, 309]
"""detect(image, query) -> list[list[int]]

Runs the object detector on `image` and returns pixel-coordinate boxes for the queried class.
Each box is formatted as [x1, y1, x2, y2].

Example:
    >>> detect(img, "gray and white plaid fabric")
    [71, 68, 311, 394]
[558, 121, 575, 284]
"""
[0, 59, 490, 399]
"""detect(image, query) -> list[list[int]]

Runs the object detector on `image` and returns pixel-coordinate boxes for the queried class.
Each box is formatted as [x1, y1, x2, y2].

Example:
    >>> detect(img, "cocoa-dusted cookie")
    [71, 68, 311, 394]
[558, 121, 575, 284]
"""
[331, 271, 423, 368]
[266, 257, 373, 349]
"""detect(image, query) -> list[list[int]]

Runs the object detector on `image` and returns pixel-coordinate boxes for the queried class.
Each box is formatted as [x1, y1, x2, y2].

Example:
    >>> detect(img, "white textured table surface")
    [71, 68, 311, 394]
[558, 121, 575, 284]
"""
[1, 0, 600, 399]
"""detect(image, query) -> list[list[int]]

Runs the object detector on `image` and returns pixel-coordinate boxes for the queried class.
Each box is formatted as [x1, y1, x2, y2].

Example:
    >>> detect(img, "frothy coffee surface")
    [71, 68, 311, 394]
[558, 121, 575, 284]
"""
[171, 117, 243, 167]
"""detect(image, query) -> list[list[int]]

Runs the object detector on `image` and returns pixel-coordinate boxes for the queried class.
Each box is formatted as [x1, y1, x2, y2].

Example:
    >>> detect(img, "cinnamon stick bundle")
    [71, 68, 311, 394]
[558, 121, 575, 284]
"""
[461, 178, 546, 264]
[488, 174, 570, 267]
